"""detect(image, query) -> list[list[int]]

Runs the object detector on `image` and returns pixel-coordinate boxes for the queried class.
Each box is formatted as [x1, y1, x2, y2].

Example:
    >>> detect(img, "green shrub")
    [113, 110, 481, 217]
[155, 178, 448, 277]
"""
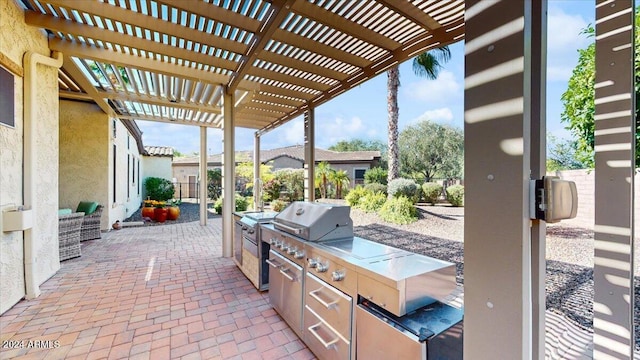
[144, 177, 175, 201]
[207, 169, 222, 200]
[359, 192, 386, 213]
[345, 186, 368, 208]
[271, 199, 287, 212]
[378, 196, 418, 224]
[422, 182, 443, 205]
[446, 185, 465, 207]
[364, 183, 387, 195]
[213, 193, 249, 214]
[387, 178, 419, 203]
[364, 167, 387, 185]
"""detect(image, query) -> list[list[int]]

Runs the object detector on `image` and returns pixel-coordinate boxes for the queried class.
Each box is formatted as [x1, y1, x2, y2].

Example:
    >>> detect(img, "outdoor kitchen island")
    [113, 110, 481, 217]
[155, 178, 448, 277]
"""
[260, 201, 464, 360]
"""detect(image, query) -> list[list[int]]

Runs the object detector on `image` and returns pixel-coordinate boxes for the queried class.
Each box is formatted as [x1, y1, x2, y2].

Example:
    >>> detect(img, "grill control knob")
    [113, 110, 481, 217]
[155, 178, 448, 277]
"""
[287, 246, 297, 255]
[281, 244, 289, 252]
[294, 250, 305, 259]
[270, 238, 279, 246]
[316, 262, 329, 273]
[308, 258, 318, 268]
[331, 270, 345, 281]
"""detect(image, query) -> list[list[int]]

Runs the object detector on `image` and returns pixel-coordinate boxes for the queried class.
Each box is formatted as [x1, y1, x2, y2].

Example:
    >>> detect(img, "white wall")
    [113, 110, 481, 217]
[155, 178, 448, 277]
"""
[0, 0, 59, 314]
[110, 120, 144, 223]
[549, 169, 639, 236]
[141, 156, 173, 200]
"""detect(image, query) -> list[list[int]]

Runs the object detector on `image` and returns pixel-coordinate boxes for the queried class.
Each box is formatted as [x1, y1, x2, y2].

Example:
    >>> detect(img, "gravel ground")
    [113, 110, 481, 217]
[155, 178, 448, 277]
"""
[127, 201, 640, 348]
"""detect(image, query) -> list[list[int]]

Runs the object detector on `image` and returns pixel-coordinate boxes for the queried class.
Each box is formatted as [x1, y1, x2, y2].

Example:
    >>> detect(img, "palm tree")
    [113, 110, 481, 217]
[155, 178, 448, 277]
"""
[386, 47, 452, 185]
[315, 161, 332, 198]
[329, 170, 350, 199]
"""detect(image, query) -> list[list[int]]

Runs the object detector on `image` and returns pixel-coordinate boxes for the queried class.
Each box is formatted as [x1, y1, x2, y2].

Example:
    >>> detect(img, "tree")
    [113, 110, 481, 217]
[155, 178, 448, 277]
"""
[207, 169, 222, 200]
[315, 161, 332, 198]
[386, 47, 451, 185]
[328, 170, 350, 199]
[172, 148, 184, 157]
[398, 120, 463, 182]
[561, 18, 640, 168]
[546, 134, 588, 172]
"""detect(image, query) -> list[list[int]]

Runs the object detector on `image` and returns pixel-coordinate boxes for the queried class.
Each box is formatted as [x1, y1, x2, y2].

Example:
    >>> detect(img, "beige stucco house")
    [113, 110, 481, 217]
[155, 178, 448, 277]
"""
[172, 145, 381, 197]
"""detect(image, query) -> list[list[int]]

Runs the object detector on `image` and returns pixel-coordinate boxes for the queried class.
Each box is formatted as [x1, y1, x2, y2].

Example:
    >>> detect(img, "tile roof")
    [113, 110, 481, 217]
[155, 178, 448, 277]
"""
[144, 146, 174, 157]
[172, 145, 380, 165]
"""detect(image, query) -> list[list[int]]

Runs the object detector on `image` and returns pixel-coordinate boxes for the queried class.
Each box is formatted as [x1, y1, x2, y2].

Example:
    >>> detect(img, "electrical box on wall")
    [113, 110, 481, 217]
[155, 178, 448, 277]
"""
[2, 206, 33, 232]
[530, 176, 578, 223]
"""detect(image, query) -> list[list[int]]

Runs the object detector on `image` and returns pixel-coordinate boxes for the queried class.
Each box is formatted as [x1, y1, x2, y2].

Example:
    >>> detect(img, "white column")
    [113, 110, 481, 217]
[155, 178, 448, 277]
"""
[464, 1, 543, 358]
[199, 127, 208, 225]
[593, 1, 635, 358]
[304, 108, 315, 202]
[530, 2, 547, 359]
[254, 134, 261, 210]
[222, 92, 235, 257]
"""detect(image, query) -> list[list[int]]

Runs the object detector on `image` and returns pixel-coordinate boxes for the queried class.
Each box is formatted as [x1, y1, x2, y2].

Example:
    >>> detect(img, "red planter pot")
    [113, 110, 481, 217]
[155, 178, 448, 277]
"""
[167, 206, 180, 220]
[154, 208, 168, 223]
[141, 206, 155, 221]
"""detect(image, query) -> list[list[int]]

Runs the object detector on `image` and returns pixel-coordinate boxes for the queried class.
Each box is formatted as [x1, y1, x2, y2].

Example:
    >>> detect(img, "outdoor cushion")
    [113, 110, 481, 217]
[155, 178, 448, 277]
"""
[76, 202, 99, 215]
[58, 208, 72, 216]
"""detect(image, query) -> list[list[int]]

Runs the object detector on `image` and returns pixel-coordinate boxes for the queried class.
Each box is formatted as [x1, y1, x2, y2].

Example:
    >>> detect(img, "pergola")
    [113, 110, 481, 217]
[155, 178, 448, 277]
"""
[16, 0, 636, 359]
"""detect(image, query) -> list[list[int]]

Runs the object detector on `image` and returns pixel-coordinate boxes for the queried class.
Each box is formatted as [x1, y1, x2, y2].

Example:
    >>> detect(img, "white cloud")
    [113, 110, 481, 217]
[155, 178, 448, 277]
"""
[546, 5, 591, 82]
[547, 7, 590, 53]
[411, 108, 454, 123]
[314, 116, 379, 148]
[403, 70, 461, 104]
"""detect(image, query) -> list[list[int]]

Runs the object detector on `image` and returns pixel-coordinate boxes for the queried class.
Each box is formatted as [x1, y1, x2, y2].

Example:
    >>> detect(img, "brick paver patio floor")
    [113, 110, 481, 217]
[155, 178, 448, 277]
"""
[0, 219, 314, 360]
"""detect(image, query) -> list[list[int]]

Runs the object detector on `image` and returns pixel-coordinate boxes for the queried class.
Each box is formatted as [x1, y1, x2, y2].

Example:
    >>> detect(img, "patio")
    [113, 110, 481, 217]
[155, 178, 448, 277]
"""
[0, 220, 313, 359]
[0, 218, 616, 360]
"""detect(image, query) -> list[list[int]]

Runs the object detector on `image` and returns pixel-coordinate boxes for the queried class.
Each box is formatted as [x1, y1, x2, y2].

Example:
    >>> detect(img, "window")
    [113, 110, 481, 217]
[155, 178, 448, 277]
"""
[0, 66, 15, 128]
[112, 119, 117, 138]
[137, 159, 140, 195]
[354, 168, 366, 185]
[127, 154, 130, 198]
[132, 155, 135, 183]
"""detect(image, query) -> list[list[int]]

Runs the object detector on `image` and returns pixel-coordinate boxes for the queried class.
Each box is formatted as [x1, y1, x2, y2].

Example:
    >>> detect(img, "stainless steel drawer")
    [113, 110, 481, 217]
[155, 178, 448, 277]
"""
[267, 250, 304, 336]
[356, 305, 425, 359]
[305, 273, 352, 340]
[358, 273, 401, 316]
[304, 306, 351, 360]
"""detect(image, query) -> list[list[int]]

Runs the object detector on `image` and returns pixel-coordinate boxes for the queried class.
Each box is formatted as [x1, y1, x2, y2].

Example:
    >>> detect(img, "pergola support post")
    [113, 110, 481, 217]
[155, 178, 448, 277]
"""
[222, 92, 235, 258]
[199, 126, 207, 226]
[304, 107, 315, 202]
[254, 133, 261, 211]
[464, 1, 545, 358]
[593, 1, 636, 358]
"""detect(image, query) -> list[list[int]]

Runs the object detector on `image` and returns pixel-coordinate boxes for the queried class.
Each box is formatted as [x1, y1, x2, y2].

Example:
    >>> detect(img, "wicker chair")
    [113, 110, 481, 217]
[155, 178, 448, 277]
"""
[58, 212, 85, 261]
[80, 205, 103, 242]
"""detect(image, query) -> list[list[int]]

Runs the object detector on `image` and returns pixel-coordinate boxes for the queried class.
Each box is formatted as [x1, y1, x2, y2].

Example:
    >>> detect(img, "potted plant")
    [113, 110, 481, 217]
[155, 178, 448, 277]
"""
[141, 198, 155, 221]
[153, 201, 168, 223]
[167, 199, 181, 220]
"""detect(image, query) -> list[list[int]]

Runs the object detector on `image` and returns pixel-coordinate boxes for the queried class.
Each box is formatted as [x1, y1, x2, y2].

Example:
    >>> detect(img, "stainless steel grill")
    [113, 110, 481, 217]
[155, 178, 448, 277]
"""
[272, 201, 353, 241]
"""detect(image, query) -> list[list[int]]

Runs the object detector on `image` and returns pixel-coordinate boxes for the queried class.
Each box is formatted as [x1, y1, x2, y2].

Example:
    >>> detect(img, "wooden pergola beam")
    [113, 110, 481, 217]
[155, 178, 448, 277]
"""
[26, 12, 238, 73]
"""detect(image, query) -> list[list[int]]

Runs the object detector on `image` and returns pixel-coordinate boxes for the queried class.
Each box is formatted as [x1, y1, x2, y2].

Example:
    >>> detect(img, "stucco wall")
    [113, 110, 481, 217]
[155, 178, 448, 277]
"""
[59, 101, 109, 227]
[110, 120, 143, 222]
[142, 156, 173, 200]
[60, 104, 142, 228]
[0, 0, 59, 314]
[549, 169, 639, 237]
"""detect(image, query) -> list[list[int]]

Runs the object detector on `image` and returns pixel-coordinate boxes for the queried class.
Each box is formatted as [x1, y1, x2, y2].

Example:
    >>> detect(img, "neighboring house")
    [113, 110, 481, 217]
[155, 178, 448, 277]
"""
[141, 146, 174, 200]
[172, 145, 381, 194]
[59, 100, 145, 229]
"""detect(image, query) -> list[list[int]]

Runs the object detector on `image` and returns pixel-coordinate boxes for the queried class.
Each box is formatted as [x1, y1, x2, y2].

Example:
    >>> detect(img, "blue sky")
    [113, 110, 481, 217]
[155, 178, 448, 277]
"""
[137, 1, 595, 155]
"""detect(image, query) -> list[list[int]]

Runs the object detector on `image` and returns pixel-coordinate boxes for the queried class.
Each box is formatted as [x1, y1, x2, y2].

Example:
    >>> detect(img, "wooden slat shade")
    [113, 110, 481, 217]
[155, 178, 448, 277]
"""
[21, 0, 464, 131]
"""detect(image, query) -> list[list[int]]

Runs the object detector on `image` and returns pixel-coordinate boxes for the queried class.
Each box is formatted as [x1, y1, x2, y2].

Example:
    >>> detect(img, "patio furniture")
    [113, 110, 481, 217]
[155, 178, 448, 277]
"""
[76, 202, 103, 241]
[58, 212, 84, 261]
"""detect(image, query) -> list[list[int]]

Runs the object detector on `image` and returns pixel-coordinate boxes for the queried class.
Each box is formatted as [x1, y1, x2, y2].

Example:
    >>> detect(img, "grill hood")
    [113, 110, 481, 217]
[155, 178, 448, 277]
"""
[273, 201, 353, 241]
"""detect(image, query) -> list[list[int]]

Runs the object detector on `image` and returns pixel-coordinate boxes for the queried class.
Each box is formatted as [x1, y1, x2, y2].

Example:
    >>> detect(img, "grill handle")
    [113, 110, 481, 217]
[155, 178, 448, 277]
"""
[279, 268, 295, 282]
[274, 222, 303, 235]
[308, 322, 340, 349]
[309, 288, 339, 310]
[265, 258, 281, 269]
